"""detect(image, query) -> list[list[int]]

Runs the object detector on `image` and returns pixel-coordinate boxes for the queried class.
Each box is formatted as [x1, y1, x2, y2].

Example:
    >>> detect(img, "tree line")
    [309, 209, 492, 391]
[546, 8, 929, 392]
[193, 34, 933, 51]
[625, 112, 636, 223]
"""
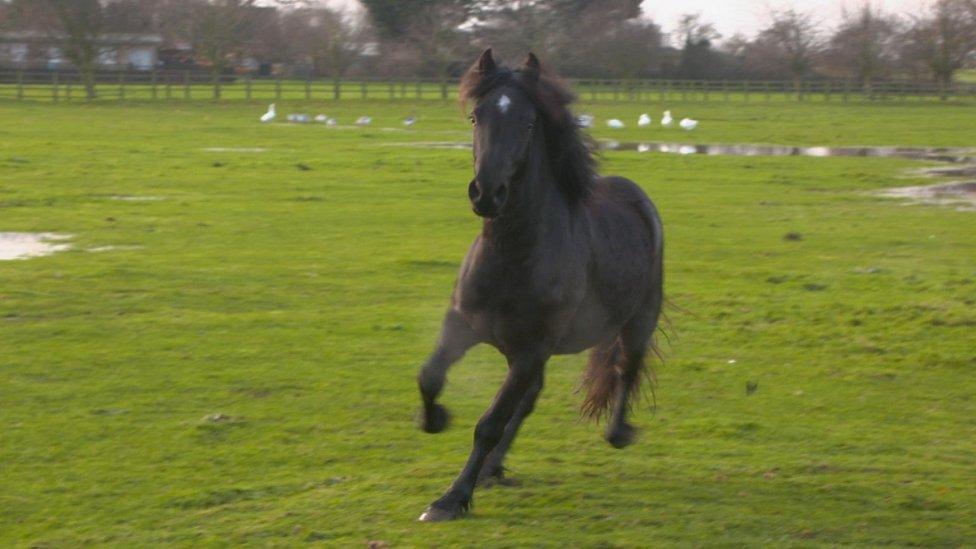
[2, 0, 975, 101]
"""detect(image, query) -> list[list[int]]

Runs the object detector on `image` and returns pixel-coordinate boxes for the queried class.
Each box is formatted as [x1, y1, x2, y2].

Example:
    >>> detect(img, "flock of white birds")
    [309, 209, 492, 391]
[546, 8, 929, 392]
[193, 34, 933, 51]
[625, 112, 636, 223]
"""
[259, 103, 698, 130]
[597, 110, 698, 131]
[259, 103, 415, 127]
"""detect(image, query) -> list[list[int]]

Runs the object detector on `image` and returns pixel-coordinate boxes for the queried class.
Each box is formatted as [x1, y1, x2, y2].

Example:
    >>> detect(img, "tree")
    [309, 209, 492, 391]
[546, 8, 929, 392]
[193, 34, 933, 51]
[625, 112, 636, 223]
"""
[6, 0, 106, 99]
[361, 0, 480, 41]
[754, 9, 823, 92]
[900, 0, 976, 88]
[187, 0, 262, 98]
[676, 14, 721, 79]
[826, 3, 901, 89]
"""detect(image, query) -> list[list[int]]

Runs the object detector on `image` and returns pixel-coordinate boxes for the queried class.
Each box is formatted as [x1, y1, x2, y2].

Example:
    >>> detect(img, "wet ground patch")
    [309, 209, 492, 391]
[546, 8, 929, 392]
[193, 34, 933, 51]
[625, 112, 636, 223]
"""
[0, 232, 72, 260]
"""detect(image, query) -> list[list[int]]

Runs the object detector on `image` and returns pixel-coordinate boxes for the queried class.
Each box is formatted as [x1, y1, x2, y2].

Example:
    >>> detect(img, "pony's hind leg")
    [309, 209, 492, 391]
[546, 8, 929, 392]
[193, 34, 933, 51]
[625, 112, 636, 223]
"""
[605, 293, 663, 449]
[418, 309, 479, 433]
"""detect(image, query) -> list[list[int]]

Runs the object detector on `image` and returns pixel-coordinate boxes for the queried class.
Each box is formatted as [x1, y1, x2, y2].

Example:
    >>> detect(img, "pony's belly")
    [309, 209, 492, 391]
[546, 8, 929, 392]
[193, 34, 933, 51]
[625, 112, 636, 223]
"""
[553, 319, 617, 354]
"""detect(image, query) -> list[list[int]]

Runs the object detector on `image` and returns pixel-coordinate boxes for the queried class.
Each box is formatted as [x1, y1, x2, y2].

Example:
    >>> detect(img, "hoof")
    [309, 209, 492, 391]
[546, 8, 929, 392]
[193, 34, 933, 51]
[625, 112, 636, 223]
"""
[418, 494, 468, 522]
[420, 403, 450, 434]
[418, 505, 462, 522]
[606, 422, 637, 449]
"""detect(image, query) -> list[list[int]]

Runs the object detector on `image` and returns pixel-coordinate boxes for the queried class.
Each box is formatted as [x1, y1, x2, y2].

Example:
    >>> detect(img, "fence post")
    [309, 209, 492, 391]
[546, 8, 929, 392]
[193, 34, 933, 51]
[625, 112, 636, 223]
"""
[415, 81, 421, 99]
[388, 80, 394, 99]
[165, 72, 171, 99]
[16, 70, 24, 100]
[361, 81, 367, 99]
[305, 75, 311, 100]
[183, 70, 190, 99]
[842, 80, 849, 103]
[440, 78, 448, 100]
[743, 80, 750, 103]
[245, 74, 252, 101]
[118, 71, 125, 100]
[66, 79, 72, 101]
[275, 77, 281, 100]
[52, 71, 59, 102]
[333, 77, 341, 100]
[151, 70, 157, 100]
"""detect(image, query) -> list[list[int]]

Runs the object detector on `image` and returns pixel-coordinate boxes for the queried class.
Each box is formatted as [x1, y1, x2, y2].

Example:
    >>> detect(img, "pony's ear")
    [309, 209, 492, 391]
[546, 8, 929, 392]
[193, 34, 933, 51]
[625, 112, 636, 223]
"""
[522, 52, 541, 83]
[476, 48, 497, 74]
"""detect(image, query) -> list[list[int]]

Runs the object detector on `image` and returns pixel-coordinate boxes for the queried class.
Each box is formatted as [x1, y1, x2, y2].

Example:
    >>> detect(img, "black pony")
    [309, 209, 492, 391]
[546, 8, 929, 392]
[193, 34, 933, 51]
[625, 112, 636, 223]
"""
[417, 49, 664, 521]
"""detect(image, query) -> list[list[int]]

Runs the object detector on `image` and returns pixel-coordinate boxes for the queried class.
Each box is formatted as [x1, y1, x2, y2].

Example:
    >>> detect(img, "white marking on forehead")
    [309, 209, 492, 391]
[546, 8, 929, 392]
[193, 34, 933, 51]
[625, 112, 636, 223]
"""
[497, 94, 511, 114]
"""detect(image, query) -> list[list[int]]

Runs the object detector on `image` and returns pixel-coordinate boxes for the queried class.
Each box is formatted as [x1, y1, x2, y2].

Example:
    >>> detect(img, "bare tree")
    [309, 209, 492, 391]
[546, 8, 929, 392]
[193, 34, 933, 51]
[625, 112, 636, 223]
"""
[900, 0, 976, 90]
[7, 0, 105, 98]
[754, 9, 823, 93]
[188, 0, 261, 98]
[826, 3, 901, 90]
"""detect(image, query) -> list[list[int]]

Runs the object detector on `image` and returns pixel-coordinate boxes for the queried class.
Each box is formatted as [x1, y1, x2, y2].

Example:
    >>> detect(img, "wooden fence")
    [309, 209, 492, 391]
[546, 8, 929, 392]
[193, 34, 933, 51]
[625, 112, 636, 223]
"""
[2, 69, 975, 103]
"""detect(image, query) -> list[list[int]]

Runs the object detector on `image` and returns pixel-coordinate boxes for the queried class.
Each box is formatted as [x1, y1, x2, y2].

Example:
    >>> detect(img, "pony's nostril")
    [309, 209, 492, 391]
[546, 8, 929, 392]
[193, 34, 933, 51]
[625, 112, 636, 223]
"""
[494, 184, 508, 207]
[468, 179, 481, 202]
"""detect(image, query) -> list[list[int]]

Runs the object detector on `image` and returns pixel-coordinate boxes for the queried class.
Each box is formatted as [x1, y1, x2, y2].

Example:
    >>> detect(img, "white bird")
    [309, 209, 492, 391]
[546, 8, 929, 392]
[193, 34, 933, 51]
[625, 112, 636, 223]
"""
[403, 116, 416, 127]
[286, 114, 296, 122]
[260, 103, 276, 123]
[314, 114, 329, 123]
[326, 117, 337, 126]
[355, 116, 372, 126]
[661, 110, 673, 127]
[607, 118, 625, 129]
[679, 118, 698, 130]
[576, 114, 594, 128]
[295, 114, 310, 123]
[638, 113, 652, 127]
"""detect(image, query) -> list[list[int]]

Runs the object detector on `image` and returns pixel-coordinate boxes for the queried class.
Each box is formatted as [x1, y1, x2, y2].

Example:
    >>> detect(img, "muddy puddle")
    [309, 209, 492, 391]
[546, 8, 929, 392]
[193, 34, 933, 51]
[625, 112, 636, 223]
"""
[0, 232, 73, 260]
[599, 141, 976, 163]
[879, 182, 976, 211]
[393, 139, 976, 212]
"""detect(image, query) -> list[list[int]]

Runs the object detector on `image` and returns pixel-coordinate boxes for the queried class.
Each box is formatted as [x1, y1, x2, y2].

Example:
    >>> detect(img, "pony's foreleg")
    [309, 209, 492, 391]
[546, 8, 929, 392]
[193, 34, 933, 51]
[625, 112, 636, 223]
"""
[418, 309, 479, 433]
[419, 352, 547, 522]
[478, 375, 544, 485]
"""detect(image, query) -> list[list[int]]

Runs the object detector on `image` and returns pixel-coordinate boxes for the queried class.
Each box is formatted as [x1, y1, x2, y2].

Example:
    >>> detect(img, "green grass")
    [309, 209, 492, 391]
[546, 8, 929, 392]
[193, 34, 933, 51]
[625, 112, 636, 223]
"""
[956, 69, 976, 84]
[1, 99, 974, 547]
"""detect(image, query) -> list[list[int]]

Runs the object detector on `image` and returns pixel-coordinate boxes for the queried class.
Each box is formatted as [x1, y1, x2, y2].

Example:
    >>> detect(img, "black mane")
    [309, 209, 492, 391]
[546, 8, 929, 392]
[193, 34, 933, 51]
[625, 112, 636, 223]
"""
[459, 58, 596, 204]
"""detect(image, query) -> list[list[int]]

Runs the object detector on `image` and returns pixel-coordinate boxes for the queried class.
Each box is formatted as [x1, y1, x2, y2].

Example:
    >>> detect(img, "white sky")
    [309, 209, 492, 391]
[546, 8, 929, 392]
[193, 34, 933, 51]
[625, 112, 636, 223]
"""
[316, 0, 932, 43]
[641, 0, 930, 41]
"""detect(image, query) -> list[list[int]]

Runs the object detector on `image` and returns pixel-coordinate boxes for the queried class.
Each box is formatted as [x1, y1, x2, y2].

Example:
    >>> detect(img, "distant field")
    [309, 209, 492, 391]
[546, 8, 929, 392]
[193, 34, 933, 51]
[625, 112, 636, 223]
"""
[957, 69, 976, 83]
[1, 99, 974, 546]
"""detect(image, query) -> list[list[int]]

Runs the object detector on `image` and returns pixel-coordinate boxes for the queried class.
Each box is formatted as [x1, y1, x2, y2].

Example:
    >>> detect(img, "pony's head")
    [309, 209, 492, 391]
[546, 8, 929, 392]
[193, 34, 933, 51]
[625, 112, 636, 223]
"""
[459, 49, 594, 218]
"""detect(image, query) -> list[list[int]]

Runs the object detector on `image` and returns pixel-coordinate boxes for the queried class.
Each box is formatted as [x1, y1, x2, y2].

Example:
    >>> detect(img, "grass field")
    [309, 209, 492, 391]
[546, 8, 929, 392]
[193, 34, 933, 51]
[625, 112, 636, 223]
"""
[1, 98, 975, 547]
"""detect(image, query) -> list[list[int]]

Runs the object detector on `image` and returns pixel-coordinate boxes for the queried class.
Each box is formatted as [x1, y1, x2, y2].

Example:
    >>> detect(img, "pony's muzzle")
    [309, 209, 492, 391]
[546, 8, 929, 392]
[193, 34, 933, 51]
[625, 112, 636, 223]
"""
[469, 178, 508, 218]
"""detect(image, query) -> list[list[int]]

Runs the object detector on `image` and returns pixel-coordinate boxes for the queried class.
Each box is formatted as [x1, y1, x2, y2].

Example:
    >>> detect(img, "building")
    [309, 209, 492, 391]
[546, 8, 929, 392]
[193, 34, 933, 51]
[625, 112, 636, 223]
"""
[0, 31, 163, 71]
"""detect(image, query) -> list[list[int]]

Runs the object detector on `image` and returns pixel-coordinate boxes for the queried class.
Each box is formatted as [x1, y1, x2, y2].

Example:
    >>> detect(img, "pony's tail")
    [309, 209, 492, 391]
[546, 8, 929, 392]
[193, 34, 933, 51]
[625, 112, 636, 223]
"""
[580, 338, 626, 421]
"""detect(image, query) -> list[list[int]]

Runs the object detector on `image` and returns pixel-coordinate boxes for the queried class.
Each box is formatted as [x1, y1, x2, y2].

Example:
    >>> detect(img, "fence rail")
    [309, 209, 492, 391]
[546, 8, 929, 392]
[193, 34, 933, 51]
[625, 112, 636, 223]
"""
[2, 70, 975, 103]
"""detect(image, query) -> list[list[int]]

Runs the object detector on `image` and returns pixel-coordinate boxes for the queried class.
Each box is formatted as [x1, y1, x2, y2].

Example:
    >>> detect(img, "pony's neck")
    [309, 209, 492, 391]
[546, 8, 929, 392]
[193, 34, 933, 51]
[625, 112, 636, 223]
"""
[482, 131, 566, 252]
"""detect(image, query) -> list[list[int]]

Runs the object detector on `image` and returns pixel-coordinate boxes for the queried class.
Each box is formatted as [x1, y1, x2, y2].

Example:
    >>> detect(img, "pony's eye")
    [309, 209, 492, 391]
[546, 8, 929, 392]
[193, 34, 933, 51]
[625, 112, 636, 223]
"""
[469, 115, 477, 126]
[527, 122, 535, 131]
